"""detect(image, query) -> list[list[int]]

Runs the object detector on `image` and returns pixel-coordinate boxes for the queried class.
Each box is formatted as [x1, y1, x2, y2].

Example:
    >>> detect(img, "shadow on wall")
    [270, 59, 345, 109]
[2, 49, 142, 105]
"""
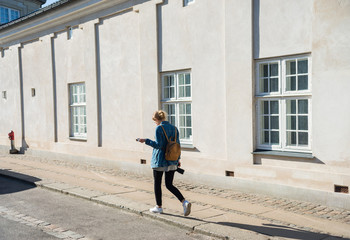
[253, 155, 325, 165]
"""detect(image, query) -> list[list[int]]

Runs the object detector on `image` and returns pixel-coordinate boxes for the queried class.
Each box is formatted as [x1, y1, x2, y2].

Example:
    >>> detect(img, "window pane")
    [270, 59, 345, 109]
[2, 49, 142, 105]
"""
[286, 60, 296, 75]
[263, 131, 269, 144]
[170, 87, 175, 98]
[3, 8, 9, 22]
[165, 76, 173, 87]
[260, 64, 268, 78]
[185, 74, 191, 84]
[80, 116, 85, 124]
[179, 74, 184, 85]
[263, 116, 269, 129]
[186, 104, 191, 114]
[287, 132, 297, 146]
[298, 116, 308, 130]
[270, 101, 279, 114]
[298, 132, 308, 145]
[170, 116, 175, 125]
[186, 116, 192, 127]
[286, 100, 296, 114]
[298, 75, 308, 90]
[164, 88, 169, 98]
[186, 128, 192, 139]
[298, 59, 308, 74]
[287, 116, 296, 130]
[179, 86, 185, 98]
[298, 100, 308, 114]
[263, 101, 269, 114]
[286, 76, 296, 91]
[271, 131, 279, 144]
[180, 128, 185, 139]
[180, 116, 185, 127]
[185, 86, 191, 97]
[179, 104, 185, 114]
[270, 78, 278, 92]
[270, 63, 278, 77]
[80, 94, 86, 103]
[166, 104, 175, 115]
[261, 78, 268, 93]
[270, 116, 279, 129]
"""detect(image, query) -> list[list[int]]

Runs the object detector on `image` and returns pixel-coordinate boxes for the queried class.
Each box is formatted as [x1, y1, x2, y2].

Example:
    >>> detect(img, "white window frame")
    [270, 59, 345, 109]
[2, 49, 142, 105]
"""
[255, 55, 312, 153]
[161, 71, 192, 145]
[0, 6, 20, 24]
[69, 83, 87, 139]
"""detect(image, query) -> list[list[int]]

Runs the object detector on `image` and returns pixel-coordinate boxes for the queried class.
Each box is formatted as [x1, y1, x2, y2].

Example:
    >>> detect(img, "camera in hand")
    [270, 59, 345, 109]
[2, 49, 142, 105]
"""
[176, 167, 185, 174]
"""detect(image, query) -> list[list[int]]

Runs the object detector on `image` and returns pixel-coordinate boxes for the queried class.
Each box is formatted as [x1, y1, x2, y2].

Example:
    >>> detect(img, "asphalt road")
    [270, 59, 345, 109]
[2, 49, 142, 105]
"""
[0, 175, 214, 240]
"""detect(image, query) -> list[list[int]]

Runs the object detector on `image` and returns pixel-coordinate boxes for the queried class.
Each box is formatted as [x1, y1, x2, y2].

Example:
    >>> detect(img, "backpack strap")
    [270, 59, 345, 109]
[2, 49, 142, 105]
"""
[160, 125, 177, 143]
[160, 125, 170, 142]
[174, 127, 177, 143]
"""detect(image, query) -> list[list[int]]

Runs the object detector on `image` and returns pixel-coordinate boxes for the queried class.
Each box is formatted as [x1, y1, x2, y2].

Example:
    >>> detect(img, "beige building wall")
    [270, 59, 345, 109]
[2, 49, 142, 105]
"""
[0, 0, 349, 206]
[312, 0, 350, 168]
[21, 37, 54, 148]
[159, 0, 228, 174]
[0, 45, 22, 148]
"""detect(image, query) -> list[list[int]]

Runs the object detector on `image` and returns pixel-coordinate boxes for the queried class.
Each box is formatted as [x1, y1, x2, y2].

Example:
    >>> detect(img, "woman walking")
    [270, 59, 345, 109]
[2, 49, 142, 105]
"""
[137, 110, 191, 216]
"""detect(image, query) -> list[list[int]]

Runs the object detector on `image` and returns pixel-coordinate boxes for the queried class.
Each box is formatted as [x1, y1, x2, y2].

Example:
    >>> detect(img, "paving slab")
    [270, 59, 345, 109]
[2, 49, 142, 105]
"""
[117, 191, 155, 202]
[63, 187, 105, 200]
[191, 207, 226, 220]
[144, 212, 207, 234]
[92, 194, 152, 214]
[43, 182, 77, 192]
[184, 190, 274, 215]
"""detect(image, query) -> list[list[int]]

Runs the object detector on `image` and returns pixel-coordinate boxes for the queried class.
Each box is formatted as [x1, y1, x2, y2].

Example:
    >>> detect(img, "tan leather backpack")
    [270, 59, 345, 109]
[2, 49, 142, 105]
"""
[160, 125, 181, 161]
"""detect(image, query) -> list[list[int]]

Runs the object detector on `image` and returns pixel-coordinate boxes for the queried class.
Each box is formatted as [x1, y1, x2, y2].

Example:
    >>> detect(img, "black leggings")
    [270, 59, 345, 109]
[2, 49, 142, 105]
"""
[153, 170, 184, 207]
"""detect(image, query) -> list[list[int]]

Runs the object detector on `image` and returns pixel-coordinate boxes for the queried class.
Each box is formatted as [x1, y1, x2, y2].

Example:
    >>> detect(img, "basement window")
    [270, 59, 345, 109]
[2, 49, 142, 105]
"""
[184, 0, 194, 6]
[140, 159, 147, 164]
[334, 185, 349, 194]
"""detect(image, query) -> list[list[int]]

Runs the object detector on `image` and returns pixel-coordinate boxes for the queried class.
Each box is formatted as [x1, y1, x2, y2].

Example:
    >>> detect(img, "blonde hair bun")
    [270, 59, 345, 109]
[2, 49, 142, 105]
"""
[153, 110, 167, 121]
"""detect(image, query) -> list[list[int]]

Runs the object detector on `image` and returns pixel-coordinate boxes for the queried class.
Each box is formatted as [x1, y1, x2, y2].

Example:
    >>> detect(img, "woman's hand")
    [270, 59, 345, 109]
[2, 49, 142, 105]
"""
[138, 138, 146, 143]
[178, 160, 181, 167]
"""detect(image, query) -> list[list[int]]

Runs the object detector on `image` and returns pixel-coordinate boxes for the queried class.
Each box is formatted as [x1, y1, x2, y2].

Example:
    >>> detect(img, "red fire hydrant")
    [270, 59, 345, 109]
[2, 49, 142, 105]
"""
[8, 130, 18, 154]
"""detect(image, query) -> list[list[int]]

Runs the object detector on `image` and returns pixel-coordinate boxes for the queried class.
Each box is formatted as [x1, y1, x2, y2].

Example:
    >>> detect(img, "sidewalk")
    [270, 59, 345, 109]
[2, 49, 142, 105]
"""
[1, 153, 349, 240]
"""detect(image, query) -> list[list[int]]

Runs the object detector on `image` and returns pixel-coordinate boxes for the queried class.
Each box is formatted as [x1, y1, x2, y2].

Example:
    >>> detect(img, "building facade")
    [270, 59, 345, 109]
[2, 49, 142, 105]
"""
[0, 0, 46, 25]
[0, 0, 349, 208]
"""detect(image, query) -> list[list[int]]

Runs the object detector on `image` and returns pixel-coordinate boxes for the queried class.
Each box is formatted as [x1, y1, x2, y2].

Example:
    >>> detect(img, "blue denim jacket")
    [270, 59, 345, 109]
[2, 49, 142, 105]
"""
[145, 121, 180, 168]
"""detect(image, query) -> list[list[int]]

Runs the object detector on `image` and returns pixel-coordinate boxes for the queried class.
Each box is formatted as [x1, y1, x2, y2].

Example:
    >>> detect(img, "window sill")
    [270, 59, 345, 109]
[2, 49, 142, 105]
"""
[252, 150, 314, 159]
[181, 144, 196, 150]
[69, 137, 87, 142]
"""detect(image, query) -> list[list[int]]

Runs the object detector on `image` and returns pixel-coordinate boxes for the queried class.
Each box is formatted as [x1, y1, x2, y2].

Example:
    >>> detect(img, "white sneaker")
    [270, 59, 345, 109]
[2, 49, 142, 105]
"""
[183, 200, 192, 216]
[149, 206, 163, 214]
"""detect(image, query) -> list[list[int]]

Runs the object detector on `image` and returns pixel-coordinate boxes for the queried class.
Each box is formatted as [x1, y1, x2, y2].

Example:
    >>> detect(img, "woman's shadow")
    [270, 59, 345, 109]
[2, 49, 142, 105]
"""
[162, 213, 348, 240]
